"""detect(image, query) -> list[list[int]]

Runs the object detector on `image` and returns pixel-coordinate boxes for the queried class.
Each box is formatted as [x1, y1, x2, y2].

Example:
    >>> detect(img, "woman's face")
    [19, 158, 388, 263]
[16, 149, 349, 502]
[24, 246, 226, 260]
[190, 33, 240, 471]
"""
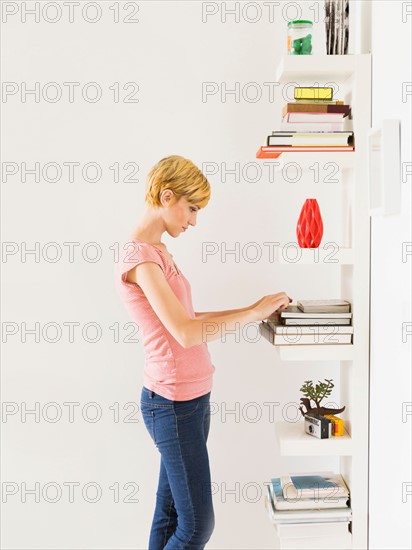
[163, 192, 200, 237]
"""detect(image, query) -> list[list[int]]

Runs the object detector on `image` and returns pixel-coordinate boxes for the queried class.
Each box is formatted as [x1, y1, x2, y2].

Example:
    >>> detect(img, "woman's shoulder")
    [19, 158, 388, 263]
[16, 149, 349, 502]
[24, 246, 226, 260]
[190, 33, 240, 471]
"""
[129, 236, 171, 256]
[117, 238, 164, 264]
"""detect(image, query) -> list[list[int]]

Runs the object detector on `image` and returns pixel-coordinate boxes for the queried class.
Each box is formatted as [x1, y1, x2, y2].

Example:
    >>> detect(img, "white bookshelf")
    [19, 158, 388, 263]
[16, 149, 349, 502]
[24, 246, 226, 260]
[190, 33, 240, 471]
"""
[260, 54, 372, 550]
[270, 151, 356, 172]
[275, 344, 355, 362]
[259, 322, 355, 361]
[274, 246, 354, 265]
[265, 491, 353, 549]
[275, 422, 353, 456]
[275, 54, 359, 84]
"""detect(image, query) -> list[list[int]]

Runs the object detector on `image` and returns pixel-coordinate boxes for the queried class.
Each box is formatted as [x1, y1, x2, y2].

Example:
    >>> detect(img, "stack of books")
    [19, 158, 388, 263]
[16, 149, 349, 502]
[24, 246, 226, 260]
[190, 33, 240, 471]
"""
[257, 86, 354, 158]
[261, 300, 353, 346]
[266, 472, 352, 538]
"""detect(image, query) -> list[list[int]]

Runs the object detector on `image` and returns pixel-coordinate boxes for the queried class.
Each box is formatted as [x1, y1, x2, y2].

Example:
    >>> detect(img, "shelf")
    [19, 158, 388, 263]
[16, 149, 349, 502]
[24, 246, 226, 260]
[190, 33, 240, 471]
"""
[274, 246, 353, 265]
[259, 323, 354, 361]
[258, 151, 356, 172]
[257, 147, 355, 161]
[265, 496, 353, 549]
[275, 55, 358, 84]
[275, 421, 353, 456]
[275, 345, 354, 362]
[272, 531, 353, 550]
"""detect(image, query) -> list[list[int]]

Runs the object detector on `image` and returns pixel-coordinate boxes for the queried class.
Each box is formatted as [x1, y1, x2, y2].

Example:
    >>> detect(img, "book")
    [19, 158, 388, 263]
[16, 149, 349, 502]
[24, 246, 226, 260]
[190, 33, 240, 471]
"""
[280, 473, 349, 500]
[294, 87, 334, 101]
[262, 321, 353, 345]
[267, 132, 353, 147]
[279, 122, 345, 132]
[283, 112, 348, 123]
[269, 478, 349, 511]
[283, 318, 351, 326]
[279, 306, 352, 319]
[266, 487, 352, 522]
[275, 521, 350, 538]
[264, 331, 352, 345]
[297, 300, 351, 313]
[294, 99, 344, 105]
[271, 131, 352, 135]
[282, 103, 351, 116]
[265, 321, 354, 335]
[256, 145, 354, 159]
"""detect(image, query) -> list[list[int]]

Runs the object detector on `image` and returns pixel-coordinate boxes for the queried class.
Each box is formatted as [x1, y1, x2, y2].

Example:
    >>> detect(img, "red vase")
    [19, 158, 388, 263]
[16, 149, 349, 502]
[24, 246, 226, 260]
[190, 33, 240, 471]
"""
[296, 199, 323, 248]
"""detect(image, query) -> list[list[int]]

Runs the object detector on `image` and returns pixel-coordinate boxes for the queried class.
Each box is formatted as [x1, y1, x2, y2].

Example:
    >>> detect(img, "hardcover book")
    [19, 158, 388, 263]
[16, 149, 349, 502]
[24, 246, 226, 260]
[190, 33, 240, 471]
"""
[267, 132, 353, 147]
[269, 476, 349, 511]
[280, 473, 349, 500]
[279, 305, 352, 319]
[282, 103, 351, 116]
[297, 300, 351, 313]
[283, 112, 349, 123]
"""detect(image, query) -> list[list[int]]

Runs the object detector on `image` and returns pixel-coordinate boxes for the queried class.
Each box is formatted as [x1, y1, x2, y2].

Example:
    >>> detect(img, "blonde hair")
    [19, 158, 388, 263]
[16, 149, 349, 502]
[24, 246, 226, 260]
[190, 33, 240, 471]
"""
[145, 155, 211, 209]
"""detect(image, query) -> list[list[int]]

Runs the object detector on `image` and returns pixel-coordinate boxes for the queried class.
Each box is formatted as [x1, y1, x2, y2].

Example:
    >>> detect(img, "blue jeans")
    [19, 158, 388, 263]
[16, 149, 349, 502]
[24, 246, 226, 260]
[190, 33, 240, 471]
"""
[140, 386, 215, 550]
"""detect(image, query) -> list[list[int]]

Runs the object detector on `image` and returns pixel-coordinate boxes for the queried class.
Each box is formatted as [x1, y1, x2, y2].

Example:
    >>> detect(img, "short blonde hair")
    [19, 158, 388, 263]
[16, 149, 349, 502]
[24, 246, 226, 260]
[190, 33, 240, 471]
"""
[145, 155, 211, 209]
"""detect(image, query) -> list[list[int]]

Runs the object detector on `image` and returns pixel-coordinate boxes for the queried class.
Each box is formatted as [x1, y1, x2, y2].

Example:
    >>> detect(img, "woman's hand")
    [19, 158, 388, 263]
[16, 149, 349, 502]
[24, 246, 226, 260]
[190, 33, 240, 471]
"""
[250, 293, 292, 322]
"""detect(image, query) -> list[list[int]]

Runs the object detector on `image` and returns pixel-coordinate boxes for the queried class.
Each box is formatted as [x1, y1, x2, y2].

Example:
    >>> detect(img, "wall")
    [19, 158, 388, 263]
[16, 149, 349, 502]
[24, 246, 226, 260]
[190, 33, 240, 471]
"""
[3, 1, 410, 549]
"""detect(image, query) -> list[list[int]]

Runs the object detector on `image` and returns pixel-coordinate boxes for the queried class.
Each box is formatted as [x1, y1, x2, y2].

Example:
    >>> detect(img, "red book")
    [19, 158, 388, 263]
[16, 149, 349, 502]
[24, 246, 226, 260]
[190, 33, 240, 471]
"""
[256, 145, 355, 159]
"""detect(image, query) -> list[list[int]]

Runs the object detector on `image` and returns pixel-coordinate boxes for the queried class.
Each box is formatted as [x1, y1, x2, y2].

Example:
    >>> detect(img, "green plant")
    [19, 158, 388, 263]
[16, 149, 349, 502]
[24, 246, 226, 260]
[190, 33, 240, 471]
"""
[300, 378, 335, 408]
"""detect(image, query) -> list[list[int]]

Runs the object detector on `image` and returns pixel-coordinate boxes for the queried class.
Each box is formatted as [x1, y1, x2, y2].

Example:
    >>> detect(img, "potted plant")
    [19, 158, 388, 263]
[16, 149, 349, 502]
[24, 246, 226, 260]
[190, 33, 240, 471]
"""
[299, 378, 345, 417]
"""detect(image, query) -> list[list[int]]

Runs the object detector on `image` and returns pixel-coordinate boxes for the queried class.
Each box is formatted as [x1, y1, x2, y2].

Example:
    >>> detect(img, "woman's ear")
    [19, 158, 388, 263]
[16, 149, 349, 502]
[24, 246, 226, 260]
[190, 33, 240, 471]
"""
[160, 189, 174, 206]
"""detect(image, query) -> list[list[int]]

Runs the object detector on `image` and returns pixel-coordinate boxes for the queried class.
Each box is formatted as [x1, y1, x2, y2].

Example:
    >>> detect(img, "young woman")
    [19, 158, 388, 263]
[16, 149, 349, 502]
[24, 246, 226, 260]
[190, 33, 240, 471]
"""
[115, 155, 291, 550]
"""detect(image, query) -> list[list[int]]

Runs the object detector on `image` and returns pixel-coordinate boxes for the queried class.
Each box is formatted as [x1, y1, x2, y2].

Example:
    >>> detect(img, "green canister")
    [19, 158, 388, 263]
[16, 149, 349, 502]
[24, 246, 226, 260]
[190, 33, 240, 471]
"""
[288, 20, 313, 55]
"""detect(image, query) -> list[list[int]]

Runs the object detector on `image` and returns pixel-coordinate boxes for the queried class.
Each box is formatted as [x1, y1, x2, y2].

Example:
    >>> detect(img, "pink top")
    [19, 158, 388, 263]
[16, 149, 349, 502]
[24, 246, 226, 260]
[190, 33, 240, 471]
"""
[114, 239, 215, 401]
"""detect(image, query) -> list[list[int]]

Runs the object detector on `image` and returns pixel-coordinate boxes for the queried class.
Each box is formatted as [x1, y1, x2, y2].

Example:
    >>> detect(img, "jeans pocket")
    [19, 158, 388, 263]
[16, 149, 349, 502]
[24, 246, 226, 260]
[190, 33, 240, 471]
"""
[174, 399, 200, 419]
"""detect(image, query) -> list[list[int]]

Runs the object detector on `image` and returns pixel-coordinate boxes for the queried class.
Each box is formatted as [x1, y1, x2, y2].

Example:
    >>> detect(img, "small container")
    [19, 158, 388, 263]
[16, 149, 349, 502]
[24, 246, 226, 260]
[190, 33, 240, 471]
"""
[287, 20, 313, 55]
[324, 414, 345, 436]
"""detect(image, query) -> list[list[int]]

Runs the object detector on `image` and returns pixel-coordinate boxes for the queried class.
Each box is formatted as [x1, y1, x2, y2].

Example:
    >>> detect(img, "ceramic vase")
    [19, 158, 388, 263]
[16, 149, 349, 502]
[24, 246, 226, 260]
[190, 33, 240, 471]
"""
[296, 199, 324, 248]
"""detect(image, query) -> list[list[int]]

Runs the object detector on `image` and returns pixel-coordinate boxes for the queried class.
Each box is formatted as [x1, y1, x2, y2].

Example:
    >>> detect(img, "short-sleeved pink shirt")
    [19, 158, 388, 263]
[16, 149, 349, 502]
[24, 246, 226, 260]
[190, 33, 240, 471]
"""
[114, 239, 215, 401]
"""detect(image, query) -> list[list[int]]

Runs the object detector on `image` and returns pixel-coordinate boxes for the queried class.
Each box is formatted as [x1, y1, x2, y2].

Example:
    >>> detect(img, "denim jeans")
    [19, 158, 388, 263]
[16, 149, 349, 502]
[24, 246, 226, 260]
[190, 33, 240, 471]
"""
[140, 386, 215, 550]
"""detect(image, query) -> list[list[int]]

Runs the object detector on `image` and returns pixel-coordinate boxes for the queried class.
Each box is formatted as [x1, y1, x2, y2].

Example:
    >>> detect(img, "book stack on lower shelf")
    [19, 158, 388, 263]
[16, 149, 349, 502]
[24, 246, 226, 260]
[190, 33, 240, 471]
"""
[265, 472, 352, 550]
[261, 300, 353, 347]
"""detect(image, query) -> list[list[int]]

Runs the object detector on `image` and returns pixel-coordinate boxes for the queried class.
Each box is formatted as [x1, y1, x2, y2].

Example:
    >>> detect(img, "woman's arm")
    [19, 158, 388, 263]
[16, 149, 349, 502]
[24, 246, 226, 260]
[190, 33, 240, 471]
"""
[194, 307, 252, 321]
[126, 262, 258, 348]
[127, 262, 289, 348]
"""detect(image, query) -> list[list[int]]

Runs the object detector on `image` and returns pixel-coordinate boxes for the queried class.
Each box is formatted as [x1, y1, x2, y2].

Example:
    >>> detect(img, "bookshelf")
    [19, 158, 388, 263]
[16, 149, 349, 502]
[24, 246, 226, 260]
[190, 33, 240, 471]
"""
[275, 421, 353, 456]
[259, 320, 355, 361]
[268, 151, 356, 171]
[274, 54, 359, 83]
[273, 246, 354, 265]
[258, 54, 372, 550]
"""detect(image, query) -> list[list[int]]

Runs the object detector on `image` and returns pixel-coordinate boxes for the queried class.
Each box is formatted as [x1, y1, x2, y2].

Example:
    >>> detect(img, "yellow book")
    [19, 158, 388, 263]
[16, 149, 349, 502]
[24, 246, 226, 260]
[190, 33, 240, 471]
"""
[294, 87, 333, 101]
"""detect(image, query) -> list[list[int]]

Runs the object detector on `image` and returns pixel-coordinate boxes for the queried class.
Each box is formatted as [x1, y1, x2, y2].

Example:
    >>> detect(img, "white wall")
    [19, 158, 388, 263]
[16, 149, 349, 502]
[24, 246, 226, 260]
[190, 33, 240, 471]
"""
[367, 1, 412, 549]
[3, 1, 410, 549]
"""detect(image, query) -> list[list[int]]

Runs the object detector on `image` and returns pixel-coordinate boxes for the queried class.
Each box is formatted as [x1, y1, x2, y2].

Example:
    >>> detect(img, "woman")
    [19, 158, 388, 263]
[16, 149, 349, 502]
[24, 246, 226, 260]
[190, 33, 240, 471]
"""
[115, 155, 291, 549]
